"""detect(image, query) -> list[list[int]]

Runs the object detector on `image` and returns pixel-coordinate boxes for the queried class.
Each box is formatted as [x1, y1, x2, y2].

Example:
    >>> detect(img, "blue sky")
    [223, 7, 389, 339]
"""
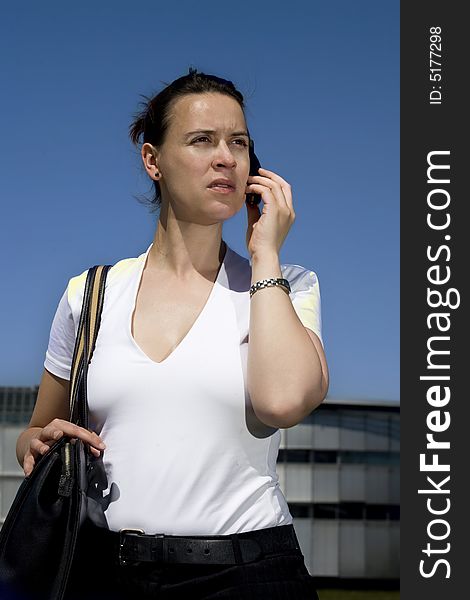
[0, 1, 399, 402]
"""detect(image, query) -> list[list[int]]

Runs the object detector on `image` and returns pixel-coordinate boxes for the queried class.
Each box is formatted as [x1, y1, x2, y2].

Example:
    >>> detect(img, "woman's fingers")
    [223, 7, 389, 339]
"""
[25, 420, 106, 477]
[40, 419, 106, 451]
[256, 167, 293, 203]
[30, 437, 54, 457]
[247, 167, 294, 213]
[23, 452, 35, 477]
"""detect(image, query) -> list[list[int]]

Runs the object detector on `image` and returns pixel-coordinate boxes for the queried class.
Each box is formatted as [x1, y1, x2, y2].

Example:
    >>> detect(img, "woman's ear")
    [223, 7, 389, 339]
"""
[141, 143, 160, 180]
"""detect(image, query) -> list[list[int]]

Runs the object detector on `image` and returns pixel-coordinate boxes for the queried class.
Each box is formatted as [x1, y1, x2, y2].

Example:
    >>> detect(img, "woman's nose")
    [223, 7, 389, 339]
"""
[212, 141, 237, 168]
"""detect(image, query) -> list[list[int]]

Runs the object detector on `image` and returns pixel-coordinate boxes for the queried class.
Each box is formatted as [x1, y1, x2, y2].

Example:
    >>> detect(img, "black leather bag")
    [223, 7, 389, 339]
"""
[0, 264, 112, 600]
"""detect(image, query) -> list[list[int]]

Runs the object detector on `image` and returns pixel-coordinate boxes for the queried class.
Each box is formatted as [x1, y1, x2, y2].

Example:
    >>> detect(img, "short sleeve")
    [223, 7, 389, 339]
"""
[44, 283, 77, 380]
[281, 264, 324, 348]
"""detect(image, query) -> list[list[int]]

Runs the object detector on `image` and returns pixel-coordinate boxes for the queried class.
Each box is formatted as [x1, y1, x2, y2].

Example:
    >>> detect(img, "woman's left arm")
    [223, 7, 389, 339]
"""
[245, 167, 329, 429]
[247, 251, 329, 429]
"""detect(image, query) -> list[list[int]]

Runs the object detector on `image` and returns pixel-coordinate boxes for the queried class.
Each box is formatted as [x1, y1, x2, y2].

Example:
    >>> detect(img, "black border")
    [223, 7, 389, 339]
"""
[401, 2, 467, 596]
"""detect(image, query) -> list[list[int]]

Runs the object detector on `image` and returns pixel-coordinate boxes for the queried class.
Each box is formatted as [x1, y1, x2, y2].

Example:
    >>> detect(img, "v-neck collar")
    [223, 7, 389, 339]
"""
[127, 241, 231, 366]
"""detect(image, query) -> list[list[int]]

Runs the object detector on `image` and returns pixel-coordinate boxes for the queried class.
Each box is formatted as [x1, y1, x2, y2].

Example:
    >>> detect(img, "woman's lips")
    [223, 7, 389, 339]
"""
[208, 185, 236, 194]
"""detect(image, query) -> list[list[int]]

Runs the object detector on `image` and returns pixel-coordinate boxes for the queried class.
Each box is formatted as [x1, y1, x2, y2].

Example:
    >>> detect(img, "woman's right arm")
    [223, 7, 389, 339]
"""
[16, 368, 106, 476]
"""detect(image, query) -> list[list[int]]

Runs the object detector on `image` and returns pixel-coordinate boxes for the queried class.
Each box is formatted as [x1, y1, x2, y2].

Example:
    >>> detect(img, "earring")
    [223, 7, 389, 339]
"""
[154, 170, 160, 179]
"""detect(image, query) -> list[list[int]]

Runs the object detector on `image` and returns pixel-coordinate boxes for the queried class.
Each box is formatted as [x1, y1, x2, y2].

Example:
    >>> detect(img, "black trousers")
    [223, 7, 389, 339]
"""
[64, 519, 320, 600]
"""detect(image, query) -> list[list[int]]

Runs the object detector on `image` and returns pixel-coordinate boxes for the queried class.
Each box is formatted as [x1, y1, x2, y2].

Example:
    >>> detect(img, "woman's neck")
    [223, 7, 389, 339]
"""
[147, 234, 226, 279]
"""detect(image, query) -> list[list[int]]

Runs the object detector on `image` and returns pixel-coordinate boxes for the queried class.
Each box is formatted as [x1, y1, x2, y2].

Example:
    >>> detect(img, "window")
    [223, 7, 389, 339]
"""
[313, 450, 337, 463]
[340, 451, 400, 465]
[289, 504, 311, 518]
[278, 449, 312, 463]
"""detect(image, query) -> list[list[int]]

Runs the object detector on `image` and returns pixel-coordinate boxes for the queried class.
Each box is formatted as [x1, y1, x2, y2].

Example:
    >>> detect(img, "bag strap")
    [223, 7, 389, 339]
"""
[69, 264, 112, 426]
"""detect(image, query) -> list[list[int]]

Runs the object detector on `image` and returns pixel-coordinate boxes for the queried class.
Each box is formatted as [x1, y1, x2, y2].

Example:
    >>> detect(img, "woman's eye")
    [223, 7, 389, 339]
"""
[192, 137, 247, 147]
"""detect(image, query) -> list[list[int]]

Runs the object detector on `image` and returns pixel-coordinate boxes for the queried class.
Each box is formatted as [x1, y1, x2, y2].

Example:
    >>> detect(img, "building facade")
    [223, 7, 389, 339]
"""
[0, 387, 399, 582]
[278, 397, 399, 581]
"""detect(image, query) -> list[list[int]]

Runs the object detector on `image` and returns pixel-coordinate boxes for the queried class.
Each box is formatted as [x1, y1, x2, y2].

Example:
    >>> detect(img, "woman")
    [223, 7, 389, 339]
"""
[16, 69, 328, 599]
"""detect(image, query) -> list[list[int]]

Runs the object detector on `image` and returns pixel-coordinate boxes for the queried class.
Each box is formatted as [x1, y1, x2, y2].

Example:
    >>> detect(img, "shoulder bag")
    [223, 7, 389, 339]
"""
[0, 264, 112, 600]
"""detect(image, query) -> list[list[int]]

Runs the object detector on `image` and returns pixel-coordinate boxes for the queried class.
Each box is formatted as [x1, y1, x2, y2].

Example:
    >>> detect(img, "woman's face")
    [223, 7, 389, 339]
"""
[152, 92, 251, 222]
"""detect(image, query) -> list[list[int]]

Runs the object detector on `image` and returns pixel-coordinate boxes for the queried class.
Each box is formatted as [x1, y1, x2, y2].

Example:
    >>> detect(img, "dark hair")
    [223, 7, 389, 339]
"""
[129, 67, 248, 213]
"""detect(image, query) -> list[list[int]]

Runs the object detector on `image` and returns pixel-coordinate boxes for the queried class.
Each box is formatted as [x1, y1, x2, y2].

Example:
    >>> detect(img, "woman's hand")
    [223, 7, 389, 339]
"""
[22, 418, 106, 477]
[245, 167, 296, 259]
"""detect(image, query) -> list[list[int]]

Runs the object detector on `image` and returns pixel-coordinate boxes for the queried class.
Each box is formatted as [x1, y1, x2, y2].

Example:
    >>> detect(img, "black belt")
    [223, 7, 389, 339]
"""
[90, 523, 301, 566]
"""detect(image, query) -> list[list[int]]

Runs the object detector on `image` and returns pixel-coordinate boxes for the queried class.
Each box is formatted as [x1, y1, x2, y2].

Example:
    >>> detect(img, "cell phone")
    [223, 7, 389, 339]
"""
[245, 138, 262, 207]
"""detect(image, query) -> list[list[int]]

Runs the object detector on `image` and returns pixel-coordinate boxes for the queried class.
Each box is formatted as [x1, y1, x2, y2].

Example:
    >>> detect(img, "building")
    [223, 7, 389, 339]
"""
[0, 387, 399, 583]
[279, 397, 399, 583]
[0, 386, 38, 526]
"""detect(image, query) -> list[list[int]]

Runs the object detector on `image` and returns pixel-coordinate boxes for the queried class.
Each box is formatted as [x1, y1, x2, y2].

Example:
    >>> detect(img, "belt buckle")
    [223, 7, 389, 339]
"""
[119, 528, 145, 566]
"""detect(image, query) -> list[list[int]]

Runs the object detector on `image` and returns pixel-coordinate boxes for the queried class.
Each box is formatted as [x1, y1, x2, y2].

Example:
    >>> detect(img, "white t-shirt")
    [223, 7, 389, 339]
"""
[44, 241, 323, 535]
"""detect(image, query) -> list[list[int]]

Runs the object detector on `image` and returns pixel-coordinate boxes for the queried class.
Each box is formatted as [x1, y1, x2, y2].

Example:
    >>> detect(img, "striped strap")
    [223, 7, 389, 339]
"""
[68, 264, 112, 424]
